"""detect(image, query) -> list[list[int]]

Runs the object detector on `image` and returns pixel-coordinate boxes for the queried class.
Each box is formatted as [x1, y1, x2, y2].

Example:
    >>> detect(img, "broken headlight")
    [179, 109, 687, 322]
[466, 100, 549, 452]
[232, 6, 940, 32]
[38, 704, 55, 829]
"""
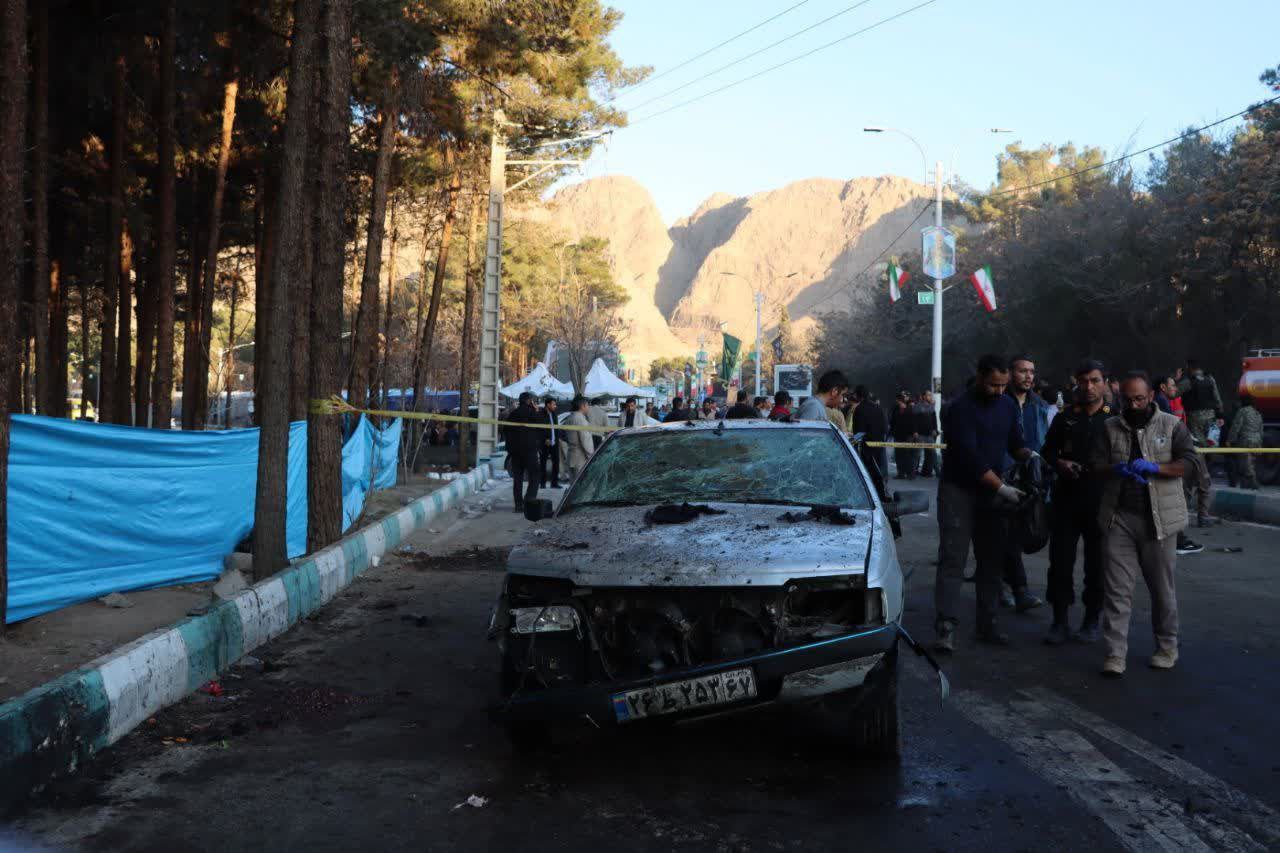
[510, 605, 580, 635]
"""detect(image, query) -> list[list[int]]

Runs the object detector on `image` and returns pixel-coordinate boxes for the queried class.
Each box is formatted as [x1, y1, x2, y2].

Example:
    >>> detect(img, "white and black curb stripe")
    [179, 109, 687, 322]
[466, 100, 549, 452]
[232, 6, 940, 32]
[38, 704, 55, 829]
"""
[0, 464, 490, 811]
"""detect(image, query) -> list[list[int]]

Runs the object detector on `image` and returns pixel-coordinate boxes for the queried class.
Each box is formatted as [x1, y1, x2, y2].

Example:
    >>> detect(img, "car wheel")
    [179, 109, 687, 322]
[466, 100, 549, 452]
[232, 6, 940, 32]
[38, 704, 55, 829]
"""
[819, 646, 900, 759]
[848, 653, 900, 758]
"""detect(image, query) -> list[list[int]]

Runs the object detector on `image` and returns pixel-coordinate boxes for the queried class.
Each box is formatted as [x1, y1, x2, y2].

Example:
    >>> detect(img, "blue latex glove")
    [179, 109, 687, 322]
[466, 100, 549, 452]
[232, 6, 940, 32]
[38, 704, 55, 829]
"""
[1131, 458, 1160, 477]
[1113, 462, 1149, 486]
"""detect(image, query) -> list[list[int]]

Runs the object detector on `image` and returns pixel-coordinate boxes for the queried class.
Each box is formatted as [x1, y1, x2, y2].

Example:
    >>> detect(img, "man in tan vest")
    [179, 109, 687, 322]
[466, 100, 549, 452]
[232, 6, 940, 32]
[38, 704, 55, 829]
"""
[1093, 371, 1196, 676]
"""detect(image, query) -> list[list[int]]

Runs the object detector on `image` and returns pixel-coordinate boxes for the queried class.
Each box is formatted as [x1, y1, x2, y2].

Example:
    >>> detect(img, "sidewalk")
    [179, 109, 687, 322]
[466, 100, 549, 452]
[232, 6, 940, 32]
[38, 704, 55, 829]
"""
[1, 468, 490, 811]
[0, 475, 448, 704]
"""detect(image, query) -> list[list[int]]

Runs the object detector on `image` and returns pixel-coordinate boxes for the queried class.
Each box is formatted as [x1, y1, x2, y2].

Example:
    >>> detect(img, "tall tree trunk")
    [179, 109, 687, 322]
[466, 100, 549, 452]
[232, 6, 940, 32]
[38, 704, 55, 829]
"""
[288, 69, 320, 426]
[151, 0, 178, 429]
[197, 71, 239, 429]
[411, 147, 461, 413]
[306, 0, 352, 551]
[30, 1, 50, 415]
[181, 174, 204, 428]
[0, 0, 28, 630]
[100, 49, 127, 424]
[50, 246, 67, 416]
[458, 181, 481, 471]
[135, 248, 156, 426]
[79, 275, 90, 420]
[114, 223, 133, 423]
[253, 163, 272, 424]
[348, 78, 397, 408]
[377, 192, 397, 406]
[224, 271, 239, 424]
[254, 0, 320, 576]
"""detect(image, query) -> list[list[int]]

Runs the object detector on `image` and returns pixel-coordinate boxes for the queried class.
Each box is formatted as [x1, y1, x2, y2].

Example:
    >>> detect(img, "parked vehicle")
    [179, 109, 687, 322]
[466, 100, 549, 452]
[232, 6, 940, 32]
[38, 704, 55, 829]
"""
[1239, 349, 1280, 484]
[489, 419, 933, 756]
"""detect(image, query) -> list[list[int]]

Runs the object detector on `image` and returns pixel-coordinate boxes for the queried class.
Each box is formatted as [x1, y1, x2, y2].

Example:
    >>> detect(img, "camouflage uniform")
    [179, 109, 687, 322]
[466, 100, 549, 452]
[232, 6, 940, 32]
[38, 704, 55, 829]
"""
[1227, 403, 1264, 489]
[1177, 371, 1222, 445]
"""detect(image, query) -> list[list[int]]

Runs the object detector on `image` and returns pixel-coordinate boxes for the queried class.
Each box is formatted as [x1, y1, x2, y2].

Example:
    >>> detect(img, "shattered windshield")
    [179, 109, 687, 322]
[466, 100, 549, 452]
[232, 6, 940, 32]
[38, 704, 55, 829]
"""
[563, 427, 874, 510]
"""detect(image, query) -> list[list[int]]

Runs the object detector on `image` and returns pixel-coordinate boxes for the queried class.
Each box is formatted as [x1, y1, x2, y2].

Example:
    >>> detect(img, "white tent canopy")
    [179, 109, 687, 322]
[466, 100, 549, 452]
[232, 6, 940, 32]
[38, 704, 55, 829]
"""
[500, 362, 575, 400]
[583, 358, 653, 398]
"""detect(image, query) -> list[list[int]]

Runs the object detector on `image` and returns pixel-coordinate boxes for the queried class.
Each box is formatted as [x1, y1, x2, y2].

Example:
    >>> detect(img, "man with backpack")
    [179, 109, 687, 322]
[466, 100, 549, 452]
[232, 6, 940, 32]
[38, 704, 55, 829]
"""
[1177, 360, 1224, 446]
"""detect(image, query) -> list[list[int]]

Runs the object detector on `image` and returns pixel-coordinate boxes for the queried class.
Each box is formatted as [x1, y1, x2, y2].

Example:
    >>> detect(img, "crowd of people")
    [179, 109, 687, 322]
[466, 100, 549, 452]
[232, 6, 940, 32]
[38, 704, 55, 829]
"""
[497, 351, 1264, 677]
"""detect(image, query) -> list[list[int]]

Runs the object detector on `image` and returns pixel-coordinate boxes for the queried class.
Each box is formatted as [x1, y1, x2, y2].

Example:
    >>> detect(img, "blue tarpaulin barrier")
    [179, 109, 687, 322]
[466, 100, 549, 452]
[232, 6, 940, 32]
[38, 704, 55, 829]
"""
[6, 414, 402, 623]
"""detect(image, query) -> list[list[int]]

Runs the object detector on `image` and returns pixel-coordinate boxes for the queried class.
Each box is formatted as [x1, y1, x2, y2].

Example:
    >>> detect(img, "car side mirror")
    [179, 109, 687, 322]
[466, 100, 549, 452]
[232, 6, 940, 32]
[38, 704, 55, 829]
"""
[524, 498, 554, 522]
[884, 490, 930, 520]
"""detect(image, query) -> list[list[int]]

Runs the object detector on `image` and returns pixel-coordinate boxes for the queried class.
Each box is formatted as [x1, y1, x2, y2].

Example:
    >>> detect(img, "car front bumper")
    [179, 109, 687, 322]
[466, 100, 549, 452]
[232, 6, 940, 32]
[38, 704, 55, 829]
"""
[492, 622, 899, 727]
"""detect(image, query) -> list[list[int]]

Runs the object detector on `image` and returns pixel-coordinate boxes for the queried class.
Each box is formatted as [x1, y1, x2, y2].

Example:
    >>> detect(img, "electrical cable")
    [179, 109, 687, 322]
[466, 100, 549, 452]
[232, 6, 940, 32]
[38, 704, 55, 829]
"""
[627, 0, 941, 127]
[618, 0, 876, 113]
[988, 95, 1280, 198]
[804, 199, 935, 313]
[617, 0, 816, 98]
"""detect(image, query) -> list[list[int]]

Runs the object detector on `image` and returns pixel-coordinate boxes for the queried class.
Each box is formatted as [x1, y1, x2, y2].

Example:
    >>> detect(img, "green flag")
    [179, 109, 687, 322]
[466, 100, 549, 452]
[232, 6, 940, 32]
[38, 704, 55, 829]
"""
[720, 333, 742, 382]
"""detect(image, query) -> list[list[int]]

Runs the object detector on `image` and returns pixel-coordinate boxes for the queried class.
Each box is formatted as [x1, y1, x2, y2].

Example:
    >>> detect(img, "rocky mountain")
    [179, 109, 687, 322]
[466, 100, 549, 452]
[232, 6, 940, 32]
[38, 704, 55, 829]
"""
[524, 173, 935, 373]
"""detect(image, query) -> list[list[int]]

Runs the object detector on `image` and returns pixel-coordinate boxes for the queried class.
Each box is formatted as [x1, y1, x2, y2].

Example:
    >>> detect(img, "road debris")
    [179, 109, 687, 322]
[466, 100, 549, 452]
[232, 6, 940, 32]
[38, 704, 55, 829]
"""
[98, 592, 134, 608]
[198, 680, 225, 697]
[452, 794, 488, 811]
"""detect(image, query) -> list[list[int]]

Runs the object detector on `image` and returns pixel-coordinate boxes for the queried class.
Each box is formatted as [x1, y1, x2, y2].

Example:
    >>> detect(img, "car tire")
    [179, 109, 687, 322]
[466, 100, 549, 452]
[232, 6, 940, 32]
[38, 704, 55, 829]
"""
[848, 653, 900, 758]
[819, 646, 900, 759]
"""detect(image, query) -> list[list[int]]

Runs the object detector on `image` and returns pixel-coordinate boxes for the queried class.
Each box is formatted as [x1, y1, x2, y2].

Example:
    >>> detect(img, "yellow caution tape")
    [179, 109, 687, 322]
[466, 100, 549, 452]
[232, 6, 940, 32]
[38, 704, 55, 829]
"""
[309, 396, 617, 433]
[865, 441, 946, 449]
[311, 399, 1280, 453]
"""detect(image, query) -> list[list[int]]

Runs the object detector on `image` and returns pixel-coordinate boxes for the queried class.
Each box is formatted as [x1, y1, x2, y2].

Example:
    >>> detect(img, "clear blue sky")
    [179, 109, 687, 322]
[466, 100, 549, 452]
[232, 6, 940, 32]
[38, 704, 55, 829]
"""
[564, 0, 1280, 223]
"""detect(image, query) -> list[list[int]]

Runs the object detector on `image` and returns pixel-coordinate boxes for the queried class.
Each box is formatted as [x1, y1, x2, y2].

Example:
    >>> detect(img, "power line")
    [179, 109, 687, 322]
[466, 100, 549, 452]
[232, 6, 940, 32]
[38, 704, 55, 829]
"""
[802, 94, 1280, 316]
[628, 0, 941, 127]
[618, 0, 815, 98]
[989, 95, 1280, 198]
[619, 0, 877, 113]
[805, 200, 935, 314]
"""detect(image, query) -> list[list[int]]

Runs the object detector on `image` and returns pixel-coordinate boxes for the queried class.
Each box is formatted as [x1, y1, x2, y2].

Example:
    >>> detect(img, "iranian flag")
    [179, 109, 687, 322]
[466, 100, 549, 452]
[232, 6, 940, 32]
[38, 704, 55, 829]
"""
[970, 265, 997, 312]
[887, 261, 909, 303]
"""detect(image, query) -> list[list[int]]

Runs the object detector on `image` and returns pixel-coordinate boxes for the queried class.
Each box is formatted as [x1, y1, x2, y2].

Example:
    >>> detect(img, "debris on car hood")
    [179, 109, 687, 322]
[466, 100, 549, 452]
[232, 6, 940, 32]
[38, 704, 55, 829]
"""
[509, 503, 880, 588]
[777, 505, 856, 526]
[644, 502, 728, 524]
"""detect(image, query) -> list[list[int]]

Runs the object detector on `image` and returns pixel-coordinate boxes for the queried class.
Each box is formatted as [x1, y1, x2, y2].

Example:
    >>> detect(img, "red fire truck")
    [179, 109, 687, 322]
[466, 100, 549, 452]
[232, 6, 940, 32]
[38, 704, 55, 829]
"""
[1239, 349, 1280, 484]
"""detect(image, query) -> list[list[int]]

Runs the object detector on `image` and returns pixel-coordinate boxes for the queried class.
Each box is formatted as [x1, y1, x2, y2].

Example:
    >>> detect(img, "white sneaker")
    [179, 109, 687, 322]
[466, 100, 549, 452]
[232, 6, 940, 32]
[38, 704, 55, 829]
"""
[1149, 649, 1178, 670]
[1101, 656, 1126, 677]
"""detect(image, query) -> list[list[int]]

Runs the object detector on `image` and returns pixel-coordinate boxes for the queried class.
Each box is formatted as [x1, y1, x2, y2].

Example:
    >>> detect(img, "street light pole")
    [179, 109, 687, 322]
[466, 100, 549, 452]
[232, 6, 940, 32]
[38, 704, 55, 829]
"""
[754, 290, 763, 395]
[931, 160, 944, 424]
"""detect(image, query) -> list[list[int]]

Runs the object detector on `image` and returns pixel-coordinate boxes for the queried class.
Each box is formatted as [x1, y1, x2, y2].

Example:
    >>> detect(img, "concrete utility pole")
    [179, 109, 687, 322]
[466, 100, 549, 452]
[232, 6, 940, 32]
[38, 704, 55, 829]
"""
[474, 110, 599, 463]
[475, 110, 507, 463]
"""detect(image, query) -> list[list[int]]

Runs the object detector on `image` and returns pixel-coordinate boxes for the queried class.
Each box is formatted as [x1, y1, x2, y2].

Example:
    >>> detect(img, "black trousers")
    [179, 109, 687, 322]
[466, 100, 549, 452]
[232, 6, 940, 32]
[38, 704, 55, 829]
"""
[509, 449, 540, 508]
[920, 445, 939, 476]
[937, 481, 1009, 631]
[894, 447, 918, 478]
[1046, 494, 1105, 616]
[540, 443, 560, 487]
[1002, 541, 1029, 591]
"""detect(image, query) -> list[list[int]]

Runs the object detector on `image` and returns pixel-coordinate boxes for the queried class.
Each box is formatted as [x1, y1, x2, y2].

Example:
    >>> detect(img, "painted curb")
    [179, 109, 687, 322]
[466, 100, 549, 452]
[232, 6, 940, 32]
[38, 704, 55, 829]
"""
[0, 464, 491, 811]
[1212, 487, 1280, 526]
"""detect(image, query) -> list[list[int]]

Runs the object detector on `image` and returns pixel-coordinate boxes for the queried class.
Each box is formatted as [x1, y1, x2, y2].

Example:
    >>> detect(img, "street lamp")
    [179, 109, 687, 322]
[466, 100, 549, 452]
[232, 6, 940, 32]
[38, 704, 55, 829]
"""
[720, 270, 798, 395]
[863, 127, 928, 186]
[862, 127, 1013, 425]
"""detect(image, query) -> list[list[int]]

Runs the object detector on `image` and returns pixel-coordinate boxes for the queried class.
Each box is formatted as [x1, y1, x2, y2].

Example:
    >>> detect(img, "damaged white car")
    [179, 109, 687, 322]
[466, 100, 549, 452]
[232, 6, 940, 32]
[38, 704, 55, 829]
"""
[489, 419, 935, 756]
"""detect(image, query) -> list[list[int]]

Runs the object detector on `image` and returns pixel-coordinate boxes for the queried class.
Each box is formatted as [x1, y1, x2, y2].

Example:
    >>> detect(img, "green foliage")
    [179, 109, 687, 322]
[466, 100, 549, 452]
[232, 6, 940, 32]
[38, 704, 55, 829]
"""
[815, 67, 1280, 400]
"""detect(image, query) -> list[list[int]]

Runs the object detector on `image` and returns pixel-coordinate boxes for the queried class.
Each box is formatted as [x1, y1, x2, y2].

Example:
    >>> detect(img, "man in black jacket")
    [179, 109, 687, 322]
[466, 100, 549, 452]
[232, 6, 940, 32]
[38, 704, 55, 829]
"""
[539, 397, 560, 489]
[726, 390, 758, 419]
[851, 385, 888, 481]
[507, 392, 543, 511]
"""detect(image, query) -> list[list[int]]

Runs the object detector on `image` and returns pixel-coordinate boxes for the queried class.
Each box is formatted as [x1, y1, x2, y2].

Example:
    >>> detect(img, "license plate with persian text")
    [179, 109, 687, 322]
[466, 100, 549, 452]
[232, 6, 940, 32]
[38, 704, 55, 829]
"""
[612, 668, 757, 722]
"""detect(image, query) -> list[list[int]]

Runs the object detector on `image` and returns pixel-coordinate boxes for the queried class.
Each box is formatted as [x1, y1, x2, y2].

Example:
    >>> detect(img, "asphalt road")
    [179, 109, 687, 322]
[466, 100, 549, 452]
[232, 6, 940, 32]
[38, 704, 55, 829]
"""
[9, 479, 1280, 852]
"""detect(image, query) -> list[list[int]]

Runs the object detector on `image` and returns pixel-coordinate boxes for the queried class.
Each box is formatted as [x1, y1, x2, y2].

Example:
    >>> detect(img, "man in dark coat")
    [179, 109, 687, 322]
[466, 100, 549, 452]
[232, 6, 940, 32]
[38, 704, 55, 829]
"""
[506, 392, 543, 511]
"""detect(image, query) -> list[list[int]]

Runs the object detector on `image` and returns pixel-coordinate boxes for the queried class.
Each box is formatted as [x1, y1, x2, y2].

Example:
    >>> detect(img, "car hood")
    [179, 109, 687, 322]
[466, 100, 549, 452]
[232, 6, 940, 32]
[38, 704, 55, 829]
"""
[507, 502, 882, 588]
